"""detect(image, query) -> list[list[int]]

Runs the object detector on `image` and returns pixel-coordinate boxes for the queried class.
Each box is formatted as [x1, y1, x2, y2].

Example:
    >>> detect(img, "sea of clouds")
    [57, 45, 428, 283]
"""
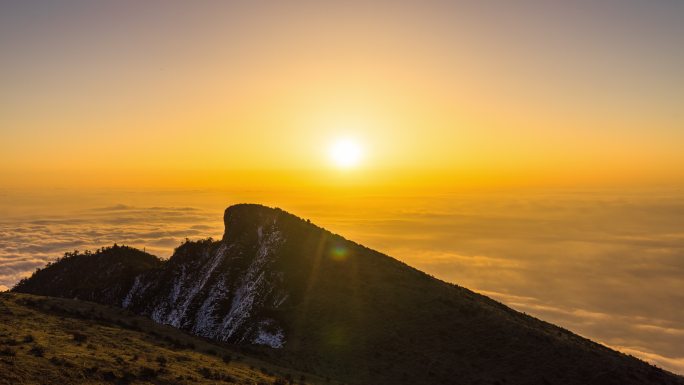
[0, 188, 682, 373]
[0, 202, 224, 290]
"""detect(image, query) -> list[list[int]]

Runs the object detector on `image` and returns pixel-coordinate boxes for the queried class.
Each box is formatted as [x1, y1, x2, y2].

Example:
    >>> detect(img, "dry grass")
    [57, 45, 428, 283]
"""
[0, 292, 335, 385]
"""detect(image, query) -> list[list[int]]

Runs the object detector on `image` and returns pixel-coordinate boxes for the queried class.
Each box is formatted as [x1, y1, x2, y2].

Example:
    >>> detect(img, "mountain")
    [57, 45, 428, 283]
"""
[13, 204, 684, 385]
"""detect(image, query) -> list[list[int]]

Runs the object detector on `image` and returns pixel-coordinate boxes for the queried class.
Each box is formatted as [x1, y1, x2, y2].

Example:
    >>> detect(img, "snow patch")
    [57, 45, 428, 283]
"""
[122, 275, 152, 309]
[217, 227, 284, 341]
[153, 243, 228, 327]
[122, 276, 142, 308]
[125, 221, 290, 347]
[252, 319, 285, 348]
[192, 278, 228, 337]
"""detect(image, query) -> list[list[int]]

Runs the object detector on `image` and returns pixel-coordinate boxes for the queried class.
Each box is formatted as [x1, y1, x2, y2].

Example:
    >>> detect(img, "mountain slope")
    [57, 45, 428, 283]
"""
[13, 204, 684, 385]
[0, 292, 333, 385]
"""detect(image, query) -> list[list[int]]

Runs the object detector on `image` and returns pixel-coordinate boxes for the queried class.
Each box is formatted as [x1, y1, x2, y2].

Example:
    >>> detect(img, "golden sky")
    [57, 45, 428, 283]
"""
[1, 1, 683, 189]
[1, 0, 684, 374]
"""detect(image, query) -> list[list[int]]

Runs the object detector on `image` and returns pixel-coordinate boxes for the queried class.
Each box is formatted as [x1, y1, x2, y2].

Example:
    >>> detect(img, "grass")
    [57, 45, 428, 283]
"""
[0, 292, 337, 385]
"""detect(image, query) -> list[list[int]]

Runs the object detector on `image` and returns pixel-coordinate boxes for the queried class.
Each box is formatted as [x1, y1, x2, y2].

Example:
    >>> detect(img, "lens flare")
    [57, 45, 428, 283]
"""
[330, 246, 348, 261]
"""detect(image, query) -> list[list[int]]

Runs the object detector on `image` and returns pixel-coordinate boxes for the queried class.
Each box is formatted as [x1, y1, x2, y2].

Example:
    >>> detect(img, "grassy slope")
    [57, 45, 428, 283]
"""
[0, 292, 336, 385]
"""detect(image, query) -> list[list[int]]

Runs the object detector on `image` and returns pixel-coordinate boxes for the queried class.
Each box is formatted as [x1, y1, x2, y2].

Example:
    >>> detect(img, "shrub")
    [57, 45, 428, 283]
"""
[198, 367, 212, 379]
[83, 366, 98, 376]
[28, 345, 45, 357]
[0, 347, 15, 357]
[169, 338, 185, 348]
[49, 356, 74, 367]
[72, 332, 88, 343]
[138, 366, 158, 380]
[155, 354, 167, 366]
[196, 367, 235, 381]
[22, 334, 34, 343]
[120, 370, 137, 384]
[101, 370, 117, 381]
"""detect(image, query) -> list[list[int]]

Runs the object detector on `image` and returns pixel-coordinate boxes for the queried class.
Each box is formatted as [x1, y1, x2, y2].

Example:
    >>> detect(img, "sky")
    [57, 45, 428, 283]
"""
[1, 0, 683, 374]
[1, 0, 683, 187]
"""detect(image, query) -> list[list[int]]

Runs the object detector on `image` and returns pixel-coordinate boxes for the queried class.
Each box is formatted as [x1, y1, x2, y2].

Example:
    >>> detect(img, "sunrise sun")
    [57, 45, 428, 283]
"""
[329, 138, 363, 169]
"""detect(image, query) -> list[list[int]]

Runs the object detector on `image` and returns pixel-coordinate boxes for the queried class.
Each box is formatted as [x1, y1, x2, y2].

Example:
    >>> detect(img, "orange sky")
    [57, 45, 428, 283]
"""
[1, 1, 683, 190]
[1, 1, 684, 373]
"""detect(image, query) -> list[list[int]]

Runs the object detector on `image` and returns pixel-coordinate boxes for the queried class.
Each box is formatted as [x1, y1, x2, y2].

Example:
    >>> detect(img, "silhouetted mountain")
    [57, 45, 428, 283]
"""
[13, 204, 684, 385]
[14, 245, 162, 305]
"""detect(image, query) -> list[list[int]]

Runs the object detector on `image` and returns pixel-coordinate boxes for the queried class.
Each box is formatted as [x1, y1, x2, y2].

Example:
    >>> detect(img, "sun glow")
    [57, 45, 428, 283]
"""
[329, 139, 363, 169]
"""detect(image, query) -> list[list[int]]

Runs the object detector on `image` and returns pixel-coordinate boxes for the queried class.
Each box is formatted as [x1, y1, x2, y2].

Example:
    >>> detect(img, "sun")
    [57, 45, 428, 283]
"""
[329, 138, 363, 169]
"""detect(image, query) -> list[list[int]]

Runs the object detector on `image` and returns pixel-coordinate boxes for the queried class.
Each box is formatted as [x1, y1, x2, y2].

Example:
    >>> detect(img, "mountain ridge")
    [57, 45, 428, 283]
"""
[13, 203, 684, 385]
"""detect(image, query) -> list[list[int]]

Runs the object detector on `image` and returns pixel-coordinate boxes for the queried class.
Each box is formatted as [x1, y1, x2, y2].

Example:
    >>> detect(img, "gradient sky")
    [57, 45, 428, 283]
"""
[1, 0, 683, 188]
[1, 0, 684, 375]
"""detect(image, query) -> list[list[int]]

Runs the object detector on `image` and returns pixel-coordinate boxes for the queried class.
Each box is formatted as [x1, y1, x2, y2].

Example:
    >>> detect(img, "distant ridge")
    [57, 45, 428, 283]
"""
[14, 204, 684, 385]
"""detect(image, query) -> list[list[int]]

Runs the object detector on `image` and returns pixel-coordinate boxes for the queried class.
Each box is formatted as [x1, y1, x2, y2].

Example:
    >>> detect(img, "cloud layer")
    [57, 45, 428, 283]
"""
[0, 204, 223, 289]
[1, 189, 682, 373]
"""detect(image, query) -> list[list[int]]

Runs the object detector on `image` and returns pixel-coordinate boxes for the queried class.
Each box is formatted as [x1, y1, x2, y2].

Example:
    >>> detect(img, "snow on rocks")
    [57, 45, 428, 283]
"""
[252, 319, 286, 348]
[121, 218, 289, 348]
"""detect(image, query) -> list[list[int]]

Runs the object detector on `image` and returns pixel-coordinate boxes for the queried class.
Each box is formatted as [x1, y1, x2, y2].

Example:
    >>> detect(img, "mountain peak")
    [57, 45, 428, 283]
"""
[222, 204, 322, 248]
[223, 204, 291, 238]
[224, 203, 280, 220]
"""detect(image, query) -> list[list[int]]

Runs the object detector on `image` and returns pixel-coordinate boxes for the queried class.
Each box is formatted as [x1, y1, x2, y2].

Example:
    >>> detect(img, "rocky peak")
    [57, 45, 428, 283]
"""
[222, 204, 283, 244]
